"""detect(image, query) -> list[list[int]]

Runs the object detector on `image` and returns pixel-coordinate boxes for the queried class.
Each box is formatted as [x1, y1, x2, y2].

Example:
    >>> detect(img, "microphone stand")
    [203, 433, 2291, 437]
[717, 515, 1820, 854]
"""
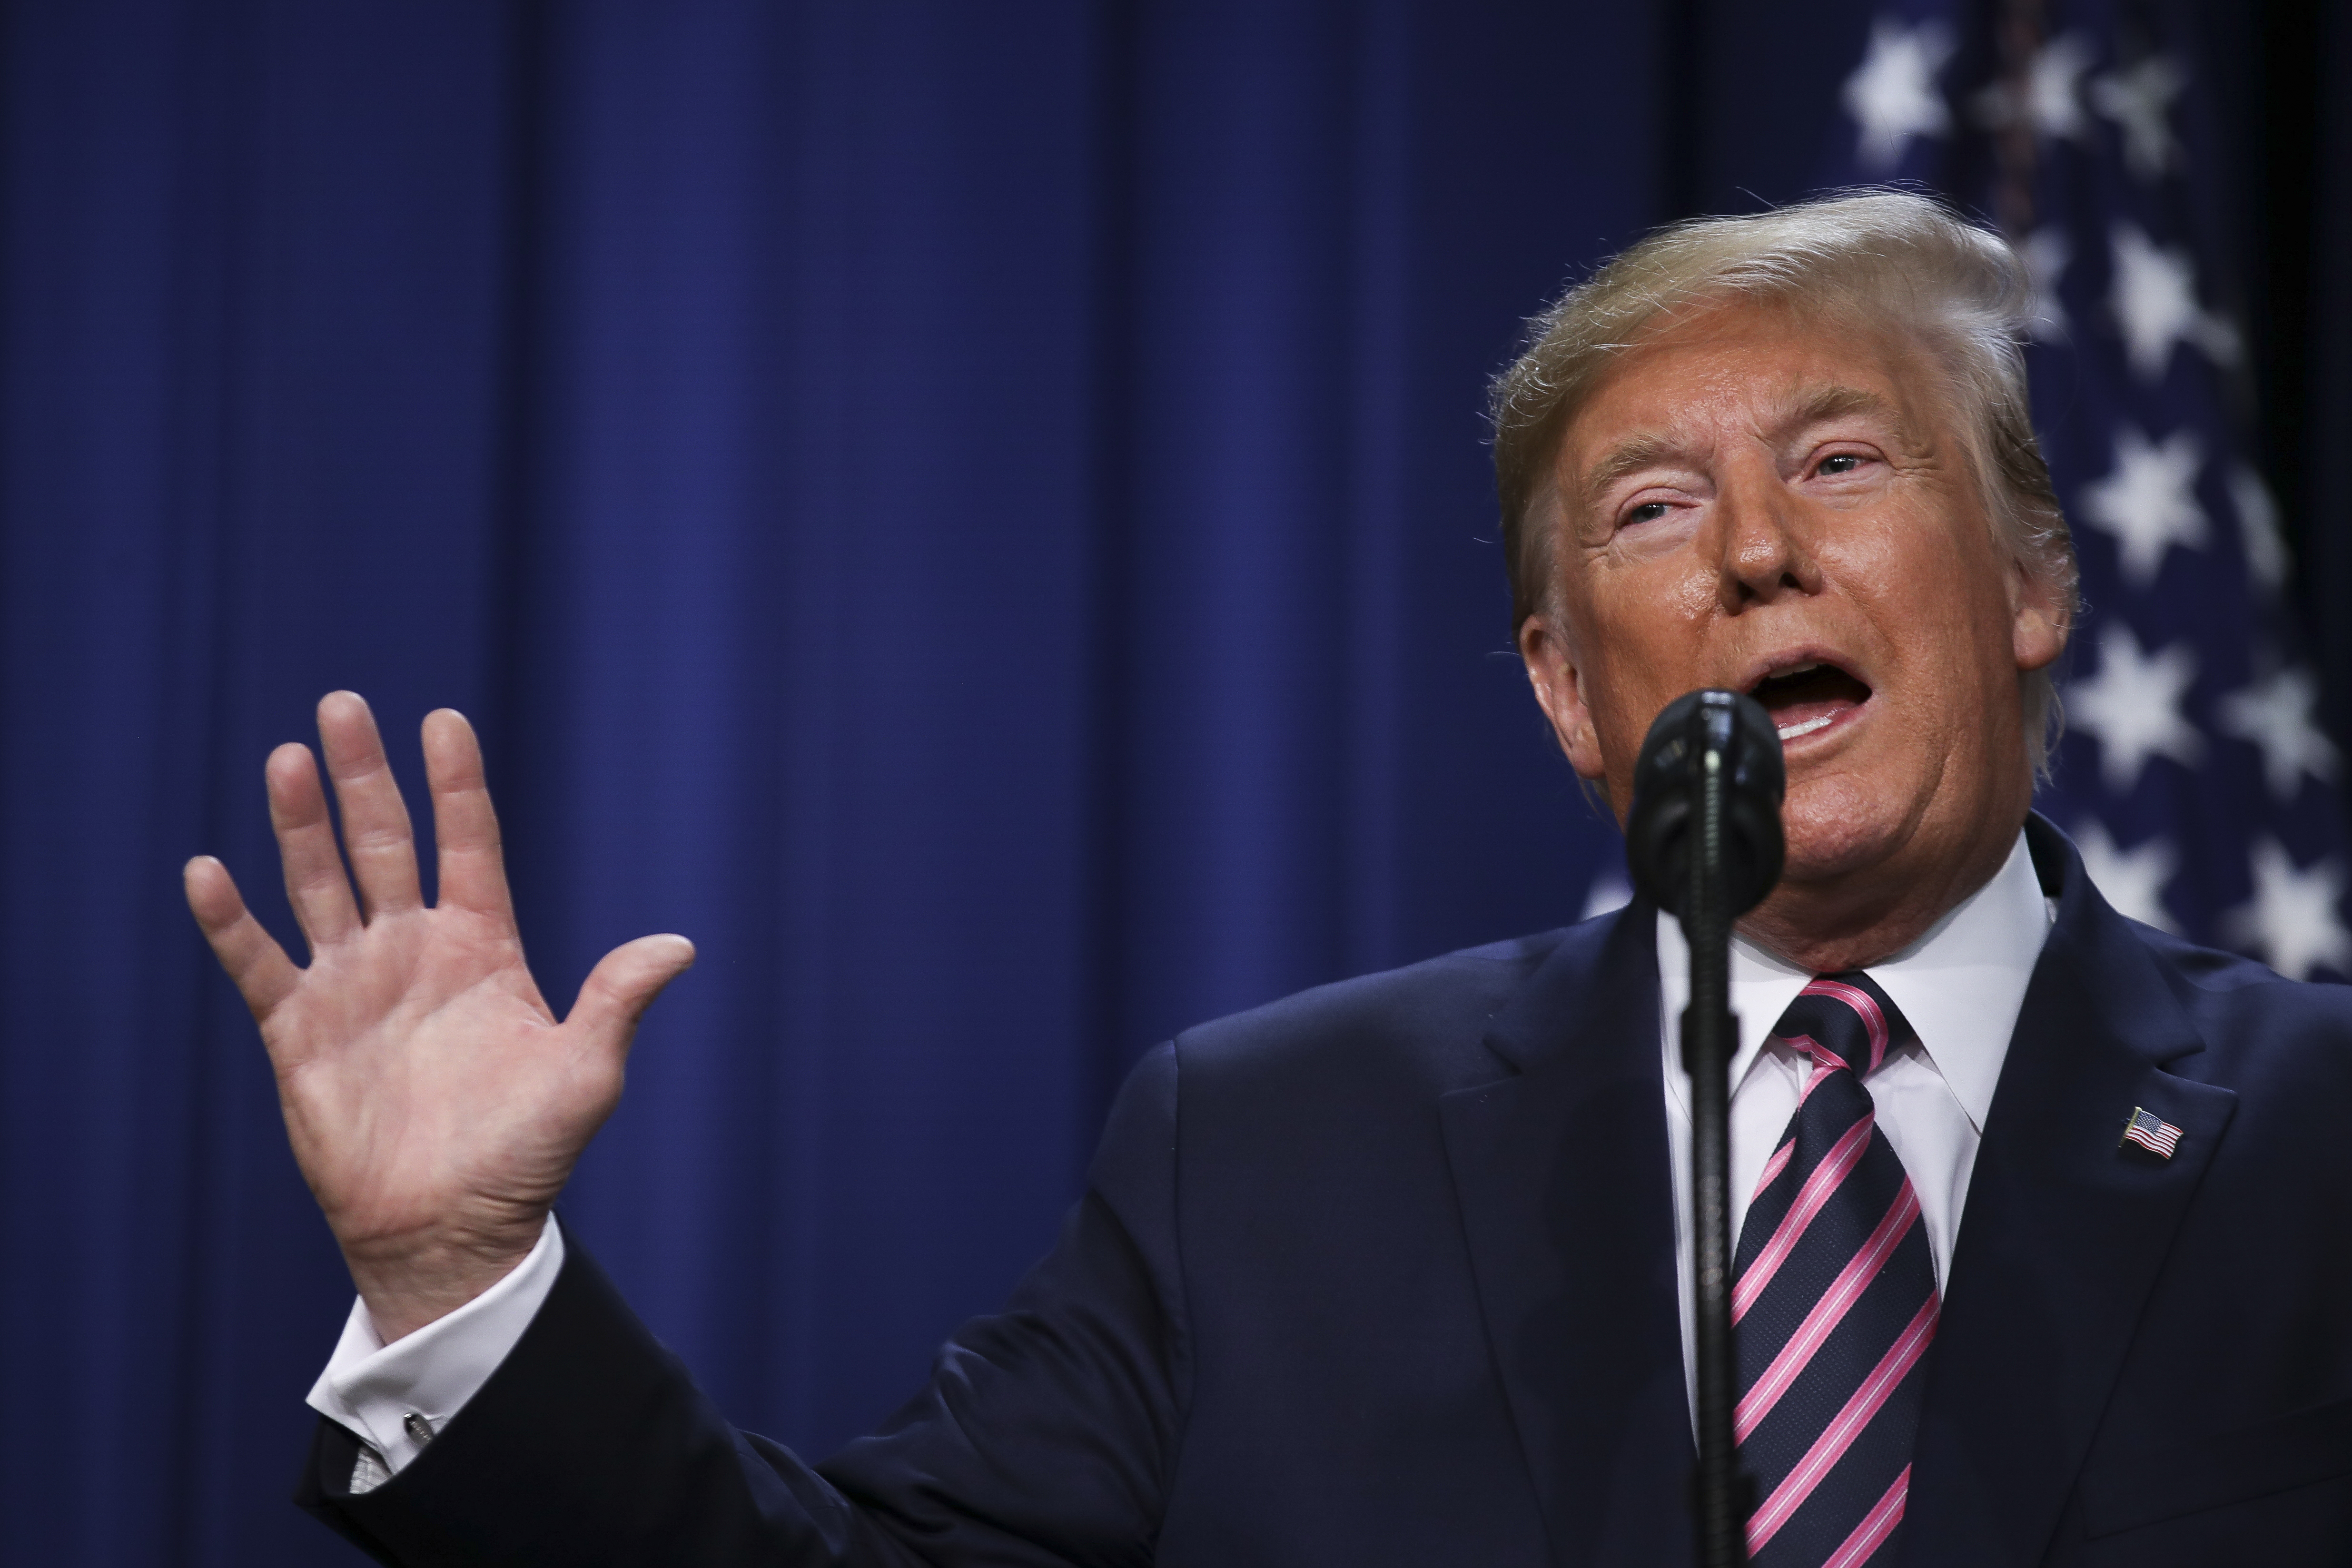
[1627, 688, 1779, 1567]
[1683, 713, 1749, 1568]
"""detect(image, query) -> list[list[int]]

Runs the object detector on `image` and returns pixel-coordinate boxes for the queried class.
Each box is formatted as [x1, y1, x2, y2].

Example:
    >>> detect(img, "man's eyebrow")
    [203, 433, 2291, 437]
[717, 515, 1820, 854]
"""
[1576, 433, 1695, 512]
[1780, 384, 1896, 431]
[1573, 385, 1908, 512]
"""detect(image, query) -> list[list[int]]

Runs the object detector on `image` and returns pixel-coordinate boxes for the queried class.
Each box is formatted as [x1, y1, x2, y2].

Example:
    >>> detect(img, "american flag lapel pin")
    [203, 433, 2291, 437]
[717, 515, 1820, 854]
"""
[2120, 1106, 2183, 1159]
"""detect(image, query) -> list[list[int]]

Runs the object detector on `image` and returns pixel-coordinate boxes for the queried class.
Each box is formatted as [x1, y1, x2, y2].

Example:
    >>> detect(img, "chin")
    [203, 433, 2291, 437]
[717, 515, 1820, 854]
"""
[1775, 779, 1910, 885]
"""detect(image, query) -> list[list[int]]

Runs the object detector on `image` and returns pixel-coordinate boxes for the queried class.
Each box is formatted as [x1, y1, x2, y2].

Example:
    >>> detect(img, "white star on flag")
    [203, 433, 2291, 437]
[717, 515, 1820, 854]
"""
[2019, 227, 2071, 341]
[2066, 623, 2203, 792]
[2229, 465, 2287, 593]
[1976, 31, 2095, 140]
[1858, 1, 2352, 989]
[2110, 223, 2241, 379]
[2226, 839, 2352, 980]
[2089, 54, 2185, 179]
[2219, 668, 2339, 800]
[2071, 819, 2178, 930]
[2080, 424, 2208, 586]
[1844, 18, 1955, 169]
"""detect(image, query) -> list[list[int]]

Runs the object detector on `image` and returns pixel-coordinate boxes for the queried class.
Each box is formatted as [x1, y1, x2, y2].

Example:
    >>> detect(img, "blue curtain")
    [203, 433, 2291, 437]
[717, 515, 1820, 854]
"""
[0, 2, 2339, 1563]
[0, 4, 1656, 1561]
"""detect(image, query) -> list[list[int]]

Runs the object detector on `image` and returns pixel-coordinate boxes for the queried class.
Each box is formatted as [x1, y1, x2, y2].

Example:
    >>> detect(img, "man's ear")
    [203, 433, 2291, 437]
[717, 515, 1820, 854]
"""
[1517, 614, 1609, 780]
[2008, 555, 2069, 673]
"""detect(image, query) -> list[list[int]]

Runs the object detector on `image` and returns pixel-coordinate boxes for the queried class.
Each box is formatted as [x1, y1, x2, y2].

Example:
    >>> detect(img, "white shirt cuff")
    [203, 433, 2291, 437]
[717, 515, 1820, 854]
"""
[306, 1213, 566, 1485]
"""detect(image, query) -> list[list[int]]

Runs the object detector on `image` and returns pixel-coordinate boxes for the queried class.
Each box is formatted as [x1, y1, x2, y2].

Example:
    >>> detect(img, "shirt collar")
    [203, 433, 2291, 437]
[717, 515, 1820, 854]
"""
[1657, 828, 2049, 1131]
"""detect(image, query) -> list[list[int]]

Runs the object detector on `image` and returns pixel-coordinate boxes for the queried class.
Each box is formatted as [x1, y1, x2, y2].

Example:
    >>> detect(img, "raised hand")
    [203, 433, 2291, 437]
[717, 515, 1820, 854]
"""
[185, 693, 694, 1341]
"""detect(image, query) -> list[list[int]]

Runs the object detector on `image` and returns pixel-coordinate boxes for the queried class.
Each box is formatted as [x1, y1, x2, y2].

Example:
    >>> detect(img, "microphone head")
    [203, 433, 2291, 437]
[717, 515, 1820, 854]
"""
[1624, 689, 1786, 918]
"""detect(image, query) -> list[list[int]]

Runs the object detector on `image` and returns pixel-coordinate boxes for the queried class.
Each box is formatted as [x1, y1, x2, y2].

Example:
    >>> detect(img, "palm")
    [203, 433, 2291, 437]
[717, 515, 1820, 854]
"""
[272, 906, 563, 1244]
[186, 694, 693, 1338]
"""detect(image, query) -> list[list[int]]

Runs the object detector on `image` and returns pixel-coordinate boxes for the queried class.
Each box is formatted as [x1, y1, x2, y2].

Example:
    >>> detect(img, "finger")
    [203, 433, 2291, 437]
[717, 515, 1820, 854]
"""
[184, 856, 302, 1020]
[267, 741, 362, 948]
[316, 691, 423, 919]
[564, 934, 696, 1055]
[422, 709, 516, 925]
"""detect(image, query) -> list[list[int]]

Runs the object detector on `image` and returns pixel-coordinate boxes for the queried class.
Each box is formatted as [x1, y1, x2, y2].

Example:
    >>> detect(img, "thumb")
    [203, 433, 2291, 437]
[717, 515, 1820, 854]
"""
[566, 933, 697, 1051]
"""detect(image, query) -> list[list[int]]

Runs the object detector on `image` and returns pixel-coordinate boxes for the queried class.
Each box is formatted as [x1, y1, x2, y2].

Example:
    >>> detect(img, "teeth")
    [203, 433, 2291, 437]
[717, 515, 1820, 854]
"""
[1776, 661, 1821, 677]
[1777, 715, 1834, 741]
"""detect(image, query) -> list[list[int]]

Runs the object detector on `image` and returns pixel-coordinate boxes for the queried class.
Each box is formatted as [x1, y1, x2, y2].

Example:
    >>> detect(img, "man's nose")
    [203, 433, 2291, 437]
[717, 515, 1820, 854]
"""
[1710, 463, 1820, 611]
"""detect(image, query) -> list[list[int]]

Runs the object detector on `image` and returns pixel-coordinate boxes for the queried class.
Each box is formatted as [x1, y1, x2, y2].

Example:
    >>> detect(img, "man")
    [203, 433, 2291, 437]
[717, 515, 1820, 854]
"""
[187, 191, 2352, 1565]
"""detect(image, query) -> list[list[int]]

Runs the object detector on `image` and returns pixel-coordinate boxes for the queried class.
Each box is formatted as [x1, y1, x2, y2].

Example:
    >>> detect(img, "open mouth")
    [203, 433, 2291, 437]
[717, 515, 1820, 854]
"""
[1748, 660, 1872, 743]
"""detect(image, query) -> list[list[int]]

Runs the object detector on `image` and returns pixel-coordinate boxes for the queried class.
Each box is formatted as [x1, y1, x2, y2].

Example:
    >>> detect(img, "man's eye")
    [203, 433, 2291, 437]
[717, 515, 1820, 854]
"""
[1625, 502, 1671, 526]
[1817, 454, 1865, 476]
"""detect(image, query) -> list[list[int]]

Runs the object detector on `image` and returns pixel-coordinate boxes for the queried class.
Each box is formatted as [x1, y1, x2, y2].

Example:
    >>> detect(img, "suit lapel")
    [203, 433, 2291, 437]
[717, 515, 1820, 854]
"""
[1440, 905, 1695, 1568]
[1903, 817, 2240, 1567]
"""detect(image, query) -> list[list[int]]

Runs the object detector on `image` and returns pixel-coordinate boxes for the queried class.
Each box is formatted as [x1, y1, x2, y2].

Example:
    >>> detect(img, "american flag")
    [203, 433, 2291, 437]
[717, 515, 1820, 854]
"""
[2120, 1105, 2184, 1157]
[1807, 0, 2352, 979]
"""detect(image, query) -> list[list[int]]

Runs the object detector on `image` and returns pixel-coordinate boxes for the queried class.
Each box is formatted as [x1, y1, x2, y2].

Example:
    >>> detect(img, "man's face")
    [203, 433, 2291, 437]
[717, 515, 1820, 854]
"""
[1519, 299, 2066, 905]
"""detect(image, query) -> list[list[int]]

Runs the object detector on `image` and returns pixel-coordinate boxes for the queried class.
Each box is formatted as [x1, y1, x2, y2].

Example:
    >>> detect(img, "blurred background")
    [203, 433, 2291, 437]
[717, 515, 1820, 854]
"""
[2, 0, 2346, 1560]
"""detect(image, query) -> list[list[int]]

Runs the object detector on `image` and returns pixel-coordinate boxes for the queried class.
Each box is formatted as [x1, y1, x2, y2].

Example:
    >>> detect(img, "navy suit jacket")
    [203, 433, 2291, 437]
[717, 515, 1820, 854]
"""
[301, 818, 2352, 1565]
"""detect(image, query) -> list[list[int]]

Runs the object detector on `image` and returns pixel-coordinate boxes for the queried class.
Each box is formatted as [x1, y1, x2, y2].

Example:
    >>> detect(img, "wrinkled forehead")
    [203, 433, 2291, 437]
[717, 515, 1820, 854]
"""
[1552, 297, 1957, 496]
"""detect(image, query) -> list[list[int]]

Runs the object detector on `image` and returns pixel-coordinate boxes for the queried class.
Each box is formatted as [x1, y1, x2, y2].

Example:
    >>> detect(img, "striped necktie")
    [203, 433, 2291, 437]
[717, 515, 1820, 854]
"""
[1732, 973, 1938, 1567]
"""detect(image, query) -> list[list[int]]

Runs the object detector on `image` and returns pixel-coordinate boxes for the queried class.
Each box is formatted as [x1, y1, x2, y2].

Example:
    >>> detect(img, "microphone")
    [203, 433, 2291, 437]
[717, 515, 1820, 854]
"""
[1626, 688, 1786, 919]
[1624, 688, 1785, 1568]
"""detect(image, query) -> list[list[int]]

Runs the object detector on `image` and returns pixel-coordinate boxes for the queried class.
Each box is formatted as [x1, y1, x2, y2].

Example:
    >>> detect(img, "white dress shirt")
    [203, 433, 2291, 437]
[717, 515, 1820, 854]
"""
[1658, 828, 2053, 1413]
[314, 830, 2054, 1485]
[308, 1212, 565, 1490]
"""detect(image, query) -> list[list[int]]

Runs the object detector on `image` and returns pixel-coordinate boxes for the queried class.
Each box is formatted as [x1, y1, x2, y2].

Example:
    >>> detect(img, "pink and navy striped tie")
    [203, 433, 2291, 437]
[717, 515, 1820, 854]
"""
[1732, 973, 1937, 1568]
